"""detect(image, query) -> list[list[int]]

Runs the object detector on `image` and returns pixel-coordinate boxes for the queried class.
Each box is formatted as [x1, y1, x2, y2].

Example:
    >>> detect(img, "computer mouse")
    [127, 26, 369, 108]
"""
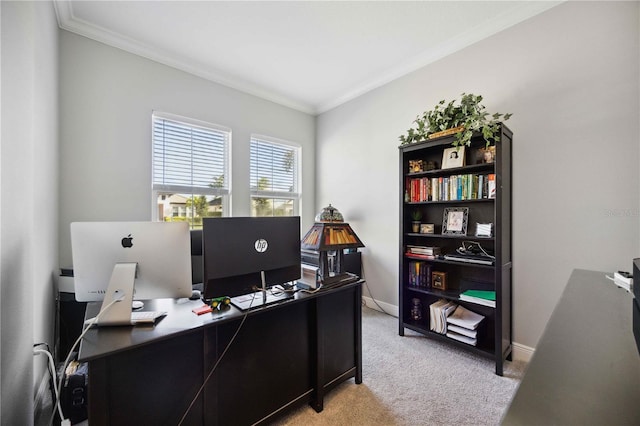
[189, 289, 202, 300]
[132, 300, 144, 310]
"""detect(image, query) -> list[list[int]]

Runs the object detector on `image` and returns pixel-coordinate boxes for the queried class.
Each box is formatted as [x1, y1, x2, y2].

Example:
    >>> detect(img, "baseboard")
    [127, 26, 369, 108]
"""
[362, 296, 398, 317]
[511, 342, 534, 363]
[362, 297, 534, 363]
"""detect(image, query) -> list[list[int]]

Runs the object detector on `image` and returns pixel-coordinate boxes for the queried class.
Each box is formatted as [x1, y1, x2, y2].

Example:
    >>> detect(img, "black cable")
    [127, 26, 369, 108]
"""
[178, 307, 250, 425]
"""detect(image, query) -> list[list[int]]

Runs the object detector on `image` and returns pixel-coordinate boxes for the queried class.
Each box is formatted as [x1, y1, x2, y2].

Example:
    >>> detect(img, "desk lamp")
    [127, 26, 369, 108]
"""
[301, 204, 364, 285]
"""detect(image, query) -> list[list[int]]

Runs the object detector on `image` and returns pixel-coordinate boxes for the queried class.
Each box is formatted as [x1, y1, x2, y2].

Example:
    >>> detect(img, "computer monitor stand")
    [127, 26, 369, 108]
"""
[94, 262, 137, 326]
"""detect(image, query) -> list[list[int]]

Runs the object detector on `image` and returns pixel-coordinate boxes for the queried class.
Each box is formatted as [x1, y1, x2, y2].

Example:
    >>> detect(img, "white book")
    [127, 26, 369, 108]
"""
[446, 305, 484, 330]
[447, 323, 477, 339]
[446, 330, 477, 346]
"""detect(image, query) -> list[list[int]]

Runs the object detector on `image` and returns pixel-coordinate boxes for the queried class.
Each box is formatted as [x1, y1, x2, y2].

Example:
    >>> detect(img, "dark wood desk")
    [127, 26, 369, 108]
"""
[502, 269, 640, 425]
[79, 279, 363, 425]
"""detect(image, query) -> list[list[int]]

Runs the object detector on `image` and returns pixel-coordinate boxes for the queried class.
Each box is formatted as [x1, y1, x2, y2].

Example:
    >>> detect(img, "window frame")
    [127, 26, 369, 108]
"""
[249, 134, 302, 217]
[151, 111, 232, 222]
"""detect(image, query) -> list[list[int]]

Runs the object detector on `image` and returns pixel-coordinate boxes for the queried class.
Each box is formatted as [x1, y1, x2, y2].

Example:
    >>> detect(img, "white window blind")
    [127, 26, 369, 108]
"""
[153, 113, 230, 196]
[250, 136, 301, 217]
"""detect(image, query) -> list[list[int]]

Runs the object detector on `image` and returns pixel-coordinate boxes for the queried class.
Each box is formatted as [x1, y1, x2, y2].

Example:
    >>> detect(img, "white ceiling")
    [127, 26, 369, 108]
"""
[54, 1, 561, 115]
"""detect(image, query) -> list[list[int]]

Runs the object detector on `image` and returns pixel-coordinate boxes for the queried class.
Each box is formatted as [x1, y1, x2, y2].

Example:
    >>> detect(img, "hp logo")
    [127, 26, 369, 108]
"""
[254, 239, 268, 253]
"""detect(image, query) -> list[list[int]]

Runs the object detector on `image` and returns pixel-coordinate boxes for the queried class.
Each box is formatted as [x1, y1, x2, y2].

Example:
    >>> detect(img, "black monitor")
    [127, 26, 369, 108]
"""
[202, 216, 301, 300]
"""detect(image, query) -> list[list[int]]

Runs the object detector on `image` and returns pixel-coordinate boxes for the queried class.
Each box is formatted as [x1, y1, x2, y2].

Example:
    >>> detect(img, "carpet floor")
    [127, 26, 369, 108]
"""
[273, 305, 525, 426]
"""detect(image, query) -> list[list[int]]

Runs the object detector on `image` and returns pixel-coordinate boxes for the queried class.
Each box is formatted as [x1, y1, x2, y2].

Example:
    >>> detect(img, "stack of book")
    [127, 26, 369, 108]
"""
[459, 290, 496, 308]
[408, 261, 432, 288]
[429, 299, 457, 334]
[445, 305, 484, 346]
[406, 245, 441, 259]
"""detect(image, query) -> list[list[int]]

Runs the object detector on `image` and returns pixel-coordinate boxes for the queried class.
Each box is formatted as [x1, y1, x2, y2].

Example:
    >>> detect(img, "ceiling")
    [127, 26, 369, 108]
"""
[54, 1, 561, 115]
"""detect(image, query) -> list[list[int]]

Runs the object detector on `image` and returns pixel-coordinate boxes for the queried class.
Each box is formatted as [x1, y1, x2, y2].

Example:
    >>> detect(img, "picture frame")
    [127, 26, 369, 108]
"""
[476, 145, 496, 164]
[419, 223, 434, 234]
[442, 207, 469, 235]
[475, 222, 493, 238]
[432, 271, 447, 290]
[442, 147, 465, 169]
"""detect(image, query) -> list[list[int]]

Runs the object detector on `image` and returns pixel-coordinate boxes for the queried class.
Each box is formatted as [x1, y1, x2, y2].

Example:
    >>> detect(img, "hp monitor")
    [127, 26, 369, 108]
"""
[202, 216, 301, 303]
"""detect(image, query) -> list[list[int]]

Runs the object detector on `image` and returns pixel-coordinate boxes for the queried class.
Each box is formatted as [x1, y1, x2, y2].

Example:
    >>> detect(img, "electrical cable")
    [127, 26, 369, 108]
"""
[33, 346, 65, 423]
[51, 297, 121, 426]
[358, 258, 394, 317]
[177, 311, 249, 425]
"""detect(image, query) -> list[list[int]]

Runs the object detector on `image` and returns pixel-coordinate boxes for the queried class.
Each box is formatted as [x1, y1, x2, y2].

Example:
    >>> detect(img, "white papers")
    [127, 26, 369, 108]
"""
[429, 299, 457, 334]
[445, 305, 484, 346]
[447, 305, 484, 330]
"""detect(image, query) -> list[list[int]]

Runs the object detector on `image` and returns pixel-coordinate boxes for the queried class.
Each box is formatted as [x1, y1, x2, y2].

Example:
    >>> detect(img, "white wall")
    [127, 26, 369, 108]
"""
[317, 1, 640, 352]
[59, 32, 316, 268]
[1, 1, 59, 423]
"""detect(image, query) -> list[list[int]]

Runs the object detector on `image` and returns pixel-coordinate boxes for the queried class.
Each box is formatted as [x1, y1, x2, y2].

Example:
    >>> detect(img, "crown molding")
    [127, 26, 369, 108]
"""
[316, 1, 563, 114]
[53, 1, 562, 116]
[52, 0, 316, 115]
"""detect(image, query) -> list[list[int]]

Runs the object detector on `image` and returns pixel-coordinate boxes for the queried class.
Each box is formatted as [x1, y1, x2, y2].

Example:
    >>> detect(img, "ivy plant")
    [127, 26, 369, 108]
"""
[399, 93, 512, 147]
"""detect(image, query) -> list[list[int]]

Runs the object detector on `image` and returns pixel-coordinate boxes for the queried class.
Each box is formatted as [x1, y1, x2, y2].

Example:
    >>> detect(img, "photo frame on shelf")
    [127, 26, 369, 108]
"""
[475, 223, 493, 237]
[442, 147, 465, 169]
[476, 145, 496, 164]
[442, 207, 469, 235]
[432, 271, 447, 290]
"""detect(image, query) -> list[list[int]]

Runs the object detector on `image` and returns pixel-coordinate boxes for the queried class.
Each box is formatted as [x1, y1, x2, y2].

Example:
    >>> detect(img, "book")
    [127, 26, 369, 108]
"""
[488, 174, 496, 199]
[429, 299, 457, 334]
[407, 245, 441, 255]
[446, 305, 484, 330]
[446, 330, 477, 346]
[447, 323, 477, 339]
[460, 290, 496, 307]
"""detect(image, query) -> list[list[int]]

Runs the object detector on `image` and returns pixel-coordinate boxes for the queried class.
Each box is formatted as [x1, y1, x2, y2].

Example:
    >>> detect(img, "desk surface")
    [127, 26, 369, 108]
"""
[502, 269, 640, 425]
[79, 279, 361, 362]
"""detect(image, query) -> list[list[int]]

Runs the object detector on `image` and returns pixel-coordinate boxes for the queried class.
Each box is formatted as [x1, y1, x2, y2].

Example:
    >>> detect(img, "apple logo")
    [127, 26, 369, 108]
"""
[121, 234, 133, 248]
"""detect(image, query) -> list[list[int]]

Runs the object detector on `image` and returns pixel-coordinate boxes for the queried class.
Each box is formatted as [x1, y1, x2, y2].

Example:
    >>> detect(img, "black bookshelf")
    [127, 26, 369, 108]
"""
[398, 124, 512, 375]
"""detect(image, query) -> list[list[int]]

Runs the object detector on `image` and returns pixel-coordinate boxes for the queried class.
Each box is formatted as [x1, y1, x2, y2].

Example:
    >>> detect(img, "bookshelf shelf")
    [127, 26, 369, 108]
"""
[398, 124, 513, 376]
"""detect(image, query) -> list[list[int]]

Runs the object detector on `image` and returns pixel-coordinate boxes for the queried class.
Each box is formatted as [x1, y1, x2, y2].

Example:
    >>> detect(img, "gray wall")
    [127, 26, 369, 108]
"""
[1, 1, 60, 423]
[316, 1, 640, 353]
[59, 32, 316, 268]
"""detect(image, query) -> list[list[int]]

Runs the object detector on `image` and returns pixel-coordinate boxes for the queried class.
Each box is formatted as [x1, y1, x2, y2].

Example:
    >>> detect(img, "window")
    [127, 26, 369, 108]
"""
[152, 112, 231, 228]
[250, 135, 301, 217]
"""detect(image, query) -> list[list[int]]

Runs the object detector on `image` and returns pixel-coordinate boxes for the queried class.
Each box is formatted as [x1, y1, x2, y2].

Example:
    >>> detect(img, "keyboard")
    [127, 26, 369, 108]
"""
[131, 311, 167, 324]
[231, 291, 292, 311]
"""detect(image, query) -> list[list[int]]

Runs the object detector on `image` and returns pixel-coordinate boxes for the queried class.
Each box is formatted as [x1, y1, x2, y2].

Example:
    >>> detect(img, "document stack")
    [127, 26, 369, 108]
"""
[429, 299, 457, 334]
[445, 305, 484, 346]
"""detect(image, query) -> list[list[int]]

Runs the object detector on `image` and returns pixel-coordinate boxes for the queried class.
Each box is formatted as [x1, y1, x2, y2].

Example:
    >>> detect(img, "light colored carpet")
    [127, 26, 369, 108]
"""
[274, 305, 525, 426]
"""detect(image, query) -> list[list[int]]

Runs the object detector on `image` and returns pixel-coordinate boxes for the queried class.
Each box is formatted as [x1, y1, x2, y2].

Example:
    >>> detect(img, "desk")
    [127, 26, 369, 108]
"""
[502, 270, 640, 425]
[79, 279, 362, 425]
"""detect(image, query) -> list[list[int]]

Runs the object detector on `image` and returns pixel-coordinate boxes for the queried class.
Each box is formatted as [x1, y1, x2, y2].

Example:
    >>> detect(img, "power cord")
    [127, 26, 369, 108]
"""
[33, 344, 65, 425]
[358, 258, 394, 317]
[52, 296, 122, 426]
[177, 311, 249, 425]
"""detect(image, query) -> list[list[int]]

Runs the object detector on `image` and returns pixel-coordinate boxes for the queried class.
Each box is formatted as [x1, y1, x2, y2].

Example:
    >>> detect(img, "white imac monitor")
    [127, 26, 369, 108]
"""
[70, 221, 192, 325]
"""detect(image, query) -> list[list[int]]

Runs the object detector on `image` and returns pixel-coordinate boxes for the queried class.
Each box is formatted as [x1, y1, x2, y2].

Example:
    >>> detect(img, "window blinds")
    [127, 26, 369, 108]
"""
[250, 137, 299, 198]
[153, 115, 230, 195]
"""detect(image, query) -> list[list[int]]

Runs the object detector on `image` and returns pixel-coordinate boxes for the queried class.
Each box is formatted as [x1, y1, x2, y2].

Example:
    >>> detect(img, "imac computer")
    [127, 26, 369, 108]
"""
[70, 221, 192, 325]
[202, 216, 301, 310]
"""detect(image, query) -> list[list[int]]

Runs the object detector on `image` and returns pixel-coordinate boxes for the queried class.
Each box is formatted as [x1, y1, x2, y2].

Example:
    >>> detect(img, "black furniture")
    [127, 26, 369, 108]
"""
[398, 124, 512, 375]
[502, 269, 640, 425]
[78, 278, 363, 425]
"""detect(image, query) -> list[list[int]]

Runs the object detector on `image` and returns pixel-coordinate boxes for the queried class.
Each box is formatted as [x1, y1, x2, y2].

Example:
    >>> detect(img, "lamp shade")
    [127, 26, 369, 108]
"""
[301, 222, 364, 251]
